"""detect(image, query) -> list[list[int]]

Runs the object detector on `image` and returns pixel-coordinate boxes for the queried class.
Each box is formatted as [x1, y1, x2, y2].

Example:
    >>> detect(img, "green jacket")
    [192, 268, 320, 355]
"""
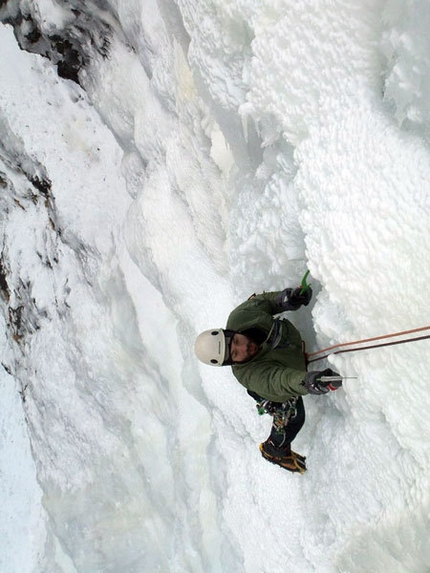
[226, 291, 309, 402]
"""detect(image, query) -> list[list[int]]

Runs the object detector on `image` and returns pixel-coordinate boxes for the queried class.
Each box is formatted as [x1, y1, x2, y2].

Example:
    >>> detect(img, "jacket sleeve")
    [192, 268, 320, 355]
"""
[235, 291, 285, 316]
[226, 291, 286, 333]
[233, 361, 308, 402]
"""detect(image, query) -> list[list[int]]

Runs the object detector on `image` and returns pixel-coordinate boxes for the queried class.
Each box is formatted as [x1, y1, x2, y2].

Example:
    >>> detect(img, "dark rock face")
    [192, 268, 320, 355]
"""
[0, 0, 113, 84]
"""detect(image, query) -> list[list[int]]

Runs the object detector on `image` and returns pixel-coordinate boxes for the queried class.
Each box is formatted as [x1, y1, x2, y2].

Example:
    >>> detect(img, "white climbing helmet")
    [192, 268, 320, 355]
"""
[194, 329, 232, 366]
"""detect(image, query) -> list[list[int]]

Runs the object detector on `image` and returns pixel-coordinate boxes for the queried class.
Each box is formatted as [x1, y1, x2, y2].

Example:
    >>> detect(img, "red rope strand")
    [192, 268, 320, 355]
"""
[306, 326, 430, 364]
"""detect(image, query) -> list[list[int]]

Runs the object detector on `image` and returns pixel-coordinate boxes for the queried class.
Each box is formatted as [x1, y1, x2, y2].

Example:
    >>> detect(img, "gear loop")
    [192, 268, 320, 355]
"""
[256, 397, 298, 433]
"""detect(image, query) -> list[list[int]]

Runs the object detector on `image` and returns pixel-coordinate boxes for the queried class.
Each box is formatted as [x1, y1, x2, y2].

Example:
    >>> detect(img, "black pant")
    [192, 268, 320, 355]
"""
[268, 396, 305, 449]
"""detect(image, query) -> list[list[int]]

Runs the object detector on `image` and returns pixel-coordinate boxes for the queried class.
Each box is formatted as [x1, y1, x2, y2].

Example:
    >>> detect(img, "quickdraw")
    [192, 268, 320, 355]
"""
[256, 397, 298, 433]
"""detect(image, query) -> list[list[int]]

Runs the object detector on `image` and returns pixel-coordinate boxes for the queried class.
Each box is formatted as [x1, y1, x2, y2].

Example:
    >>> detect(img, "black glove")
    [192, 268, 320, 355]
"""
[277, 286, 312, 311]
[302, 369, 342, 395]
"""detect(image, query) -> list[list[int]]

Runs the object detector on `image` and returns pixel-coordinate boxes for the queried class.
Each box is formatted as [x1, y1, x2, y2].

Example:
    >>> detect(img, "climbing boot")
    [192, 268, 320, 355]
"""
[291, 450, 306, 463]
[260, 440, 307, 474]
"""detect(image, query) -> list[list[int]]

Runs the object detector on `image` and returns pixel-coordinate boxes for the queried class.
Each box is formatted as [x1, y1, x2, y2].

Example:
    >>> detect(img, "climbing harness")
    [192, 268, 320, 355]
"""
[256, 397, 298, 433]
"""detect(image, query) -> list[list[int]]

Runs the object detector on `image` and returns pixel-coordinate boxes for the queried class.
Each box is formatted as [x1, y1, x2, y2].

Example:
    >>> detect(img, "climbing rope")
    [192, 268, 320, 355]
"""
[306, 325, 430, 364]
[297, 271, 430, 364]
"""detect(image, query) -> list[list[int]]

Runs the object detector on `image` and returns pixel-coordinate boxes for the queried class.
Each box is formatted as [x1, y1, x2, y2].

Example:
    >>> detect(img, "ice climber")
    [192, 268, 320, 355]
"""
[194, 286, 341, 473]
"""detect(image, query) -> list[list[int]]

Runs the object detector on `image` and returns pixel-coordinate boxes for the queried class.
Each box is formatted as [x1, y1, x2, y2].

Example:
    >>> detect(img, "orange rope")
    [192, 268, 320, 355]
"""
[306, 325, 430, 362]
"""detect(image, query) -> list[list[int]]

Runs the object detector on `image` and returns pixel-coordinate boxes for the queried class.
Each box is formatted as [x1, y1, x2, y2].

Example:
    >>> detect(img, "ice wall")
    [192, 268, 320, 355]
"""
[0, 0, 429, 572]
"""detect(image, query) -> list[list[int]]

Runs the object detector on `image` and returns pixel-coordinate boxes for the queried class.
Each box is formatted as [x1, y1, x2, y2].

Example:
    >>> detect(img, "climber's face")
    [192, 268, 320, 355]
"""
[230, 333, 259, 363]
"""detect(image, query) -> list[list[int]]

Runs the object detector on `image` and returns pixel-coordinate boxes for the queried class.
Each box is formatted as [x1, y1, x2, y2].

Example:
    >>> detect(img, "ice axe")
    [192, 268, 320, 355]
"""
[299, 271, 358, 387]
[317, 375, 358, 390]
[299, 270, 311, 295]
[318, 376, 358, 382]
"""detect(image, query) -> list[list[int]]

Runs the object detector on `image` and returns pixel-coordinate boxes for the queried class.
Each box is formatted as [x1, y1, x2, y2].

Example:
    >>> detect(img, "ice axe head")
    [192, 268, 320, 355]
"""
[300, 270, 311, 295]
